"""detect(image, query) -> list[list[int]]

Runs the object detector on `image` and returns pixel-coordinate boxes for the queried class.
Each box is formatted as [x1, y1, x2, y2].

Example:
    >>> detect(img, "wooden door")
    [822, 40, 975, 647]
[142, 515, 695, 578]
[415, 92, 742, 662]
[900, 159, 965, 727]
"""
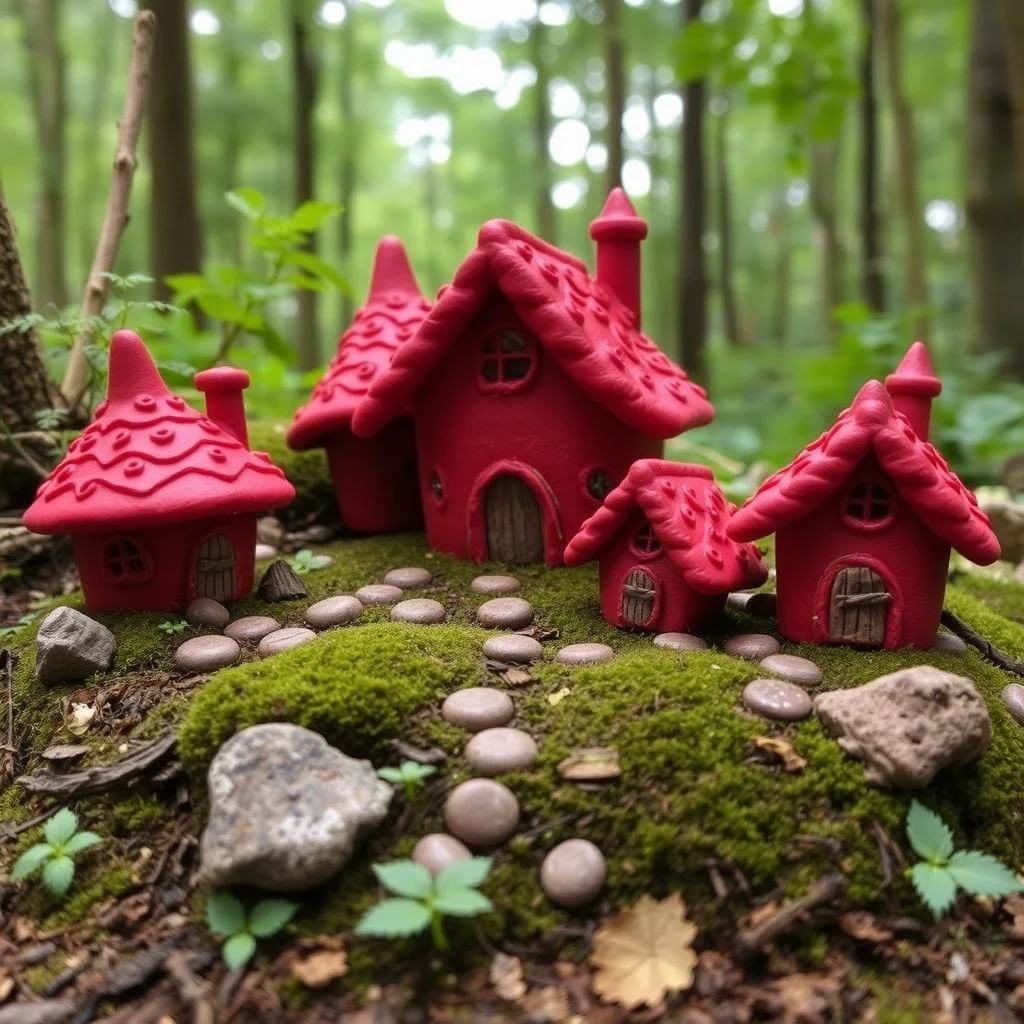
[621, 568, 656, 627]
[829, 566, 890, 646]
[196, 534, 236, 601]
[485, 475, 545, 563]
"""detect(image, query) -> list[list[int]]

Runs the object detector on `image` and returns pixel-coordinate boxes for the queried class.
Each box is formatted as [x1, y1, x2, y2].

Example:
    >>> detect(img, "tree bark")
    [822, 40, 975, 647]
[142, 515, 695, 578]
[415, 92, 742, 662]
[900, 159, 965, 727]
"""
[145, 0, 203, 303]
[713, 102, 741, 347]
[858, 0, 885, 313]
[809, 140, 844, 343]
[967, 0, 1024, 376]
[338, 2, 356, 328]
[603, 0, 625, 194]
[1001, 0, 1024, 194]
[769, 191, 791, 345]
[531, 16, 556, 242]
[220, 0, 243, 266]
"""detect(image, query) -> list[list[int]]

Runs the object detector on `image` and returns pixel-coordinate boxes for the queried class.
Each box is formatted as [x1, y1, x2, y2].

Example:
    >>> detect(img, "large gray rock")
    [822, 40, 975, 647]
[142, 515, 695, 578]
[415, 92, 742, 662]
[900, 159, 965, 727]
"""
[199, 723, 392, 892]
[35, 607, 115, 685]
[814, 666, 991, 789]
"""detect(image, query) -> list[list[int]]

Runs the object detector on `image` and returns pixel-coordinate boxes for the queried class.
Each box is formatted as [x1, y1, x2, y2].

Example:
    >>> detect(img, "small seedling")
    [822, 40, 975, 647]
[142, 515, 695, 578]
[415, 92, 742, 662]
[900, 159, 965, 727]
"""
[376, 761, 437, 801]
[289, 548, 332, 574]
[205, 891, 299, 971]
[355, 856, 493, 950]
[9, 808, 103, 898]
[158, 620, 189, 635]
[906, 800, 1023, 917]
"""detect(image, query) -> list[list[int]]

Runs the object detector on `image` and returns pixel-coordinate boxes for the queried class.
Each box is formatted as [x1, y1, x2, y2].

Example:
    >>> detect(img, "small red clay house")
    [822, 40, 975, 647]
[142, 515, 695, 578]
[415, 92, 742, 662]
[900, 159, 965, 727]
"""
[24, 330, 295, 612]
[351, 190, 714, 565]
[564, 460, 768, 632]
[287, 237, 429, 533]
[727, 343, 1000, 649]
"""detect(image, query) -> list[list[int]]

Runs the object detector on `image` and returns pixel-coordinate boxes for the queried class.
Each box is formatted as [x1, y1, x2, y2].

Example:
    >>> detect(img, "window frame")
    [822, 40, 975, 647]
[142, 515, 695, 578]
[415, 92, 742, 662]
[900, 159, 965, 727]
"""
[476, 323, 540, 394]
[102, 534, 155, 584]
[840, 477, 897, 533]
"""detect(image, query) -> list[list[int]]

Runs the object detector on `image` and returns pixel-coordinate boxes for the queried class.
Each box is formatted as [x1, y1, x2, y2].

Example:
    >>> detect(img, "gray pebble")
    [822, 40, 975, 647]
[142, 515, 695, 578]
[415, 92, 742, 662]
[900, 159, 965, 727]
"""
[933, 632, 968, 655]
[540, 839, 607, 908]
[555, 643, 615, 665]
[305, 595, 363, 629]
[174, 635, 240, 672]
[464, 728, 539, 775]
[255, 543, 277, 560]
[723, 633, 781, 660]
[653, 632, 707, 652]
[383, 566, 433, 589]
[470, 574, 521, 595]
[742, 678, 813, 721]
[186, 597, 230, 629]
[476, 597, 534, 630]
[355, 584, 404, 605]
[1001, 683, 1024, 726]
[258, 627, 317, 658]
[412, 833, 471, 876]
[444, 779, 520, 848]
[391, 598, 446, 625]
[441, 687, 514, 732]
[224, 615, 280, 643]
[482, 634, 543, 663]
[759, 653, 822, 687]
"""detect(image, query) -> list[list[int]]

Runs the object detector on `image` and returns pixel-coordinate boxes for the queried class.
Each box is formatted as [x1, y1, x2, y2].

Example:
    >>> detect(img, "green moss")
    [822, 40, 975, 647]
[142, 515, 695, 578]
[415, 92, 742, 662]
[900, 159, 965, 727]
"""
[106, 794, 167, 834]
[248, 421, 335, 527]
[952, 571, 1024, 626]
[24, 952, 69, 995]
[19, 863, 135, 930]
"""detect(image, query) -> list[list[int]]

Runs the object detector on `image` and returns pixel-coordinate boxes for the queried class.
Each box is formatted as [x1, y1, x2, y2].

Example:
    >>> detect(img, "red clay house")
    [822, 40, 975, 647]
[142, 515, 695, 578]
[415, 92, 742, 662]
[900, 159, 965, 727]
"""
[287, 237, 430, 533]
[24, 330, 295, 612]
[727, 343, 1000, 649]
[351, 190, 714, 565]
[564, 460, 768, 632]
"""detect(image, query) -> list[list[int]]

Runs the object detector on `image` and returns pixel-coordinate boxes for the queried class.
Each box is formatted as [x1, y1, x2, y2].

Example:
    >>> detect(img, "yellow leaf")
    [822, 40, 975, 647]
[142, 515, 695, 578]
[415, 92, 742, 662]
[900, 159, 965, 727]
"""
[590, 893, 698, 1008]
[290, 949, 349, 988]
[547, 687, 571, 706]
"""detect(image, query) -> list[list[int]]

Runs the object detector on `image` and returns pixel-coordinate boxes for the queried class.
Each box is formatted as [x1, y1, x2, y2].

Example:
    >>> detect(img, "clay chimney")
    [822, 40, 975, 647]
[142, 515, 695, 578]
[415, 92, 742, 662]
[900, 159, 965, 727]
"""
[589, 188, 648, 327]
[194, 366, 251, 448]
[884, 341, 942, 441]
[367, 235, 422, 298]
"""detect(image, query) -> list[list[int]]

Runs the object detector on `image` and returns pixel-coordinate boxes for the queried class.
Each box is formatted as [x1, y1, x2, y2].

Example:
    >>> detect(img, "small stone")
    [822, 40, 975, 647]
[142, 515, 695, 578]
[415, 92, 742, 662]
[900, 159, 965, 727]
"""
[257, 560, 308, 602]
[35, 607, 116, 685]
[540, 839, 607, 908]
[255, 543, 277, 560]
[412, 833, 471, 876]
[257, 516, 286, 548]
[470, 574, 521, 595]
[444, 779, 520, 848]
[482, 634, 543, 663]
[555, 643, 615, 665]
[653, 632, 707, 652]
[224, 615, 280, 643]
[465, 728, 539, 775]
[305, 595, 363, 630]
[355, 584, 404, 605]
[383, 566, 433, 589]
[723, 633, 781, 660]
[391, 598, 446, 624]
[441, 687, 514, 732]
[258, 627, 317, 658]
[174, 635, 241, 672]
[933, 632, 968, 655]
[742, 679, 813, 722]
[476, 597, 534, 630]
[759, 653, 823, 687]
[1001, 683, 1024, 726]
[186, 597, 230, 629]
[41, 744, 89, 766]
[557, 747, 621, 781]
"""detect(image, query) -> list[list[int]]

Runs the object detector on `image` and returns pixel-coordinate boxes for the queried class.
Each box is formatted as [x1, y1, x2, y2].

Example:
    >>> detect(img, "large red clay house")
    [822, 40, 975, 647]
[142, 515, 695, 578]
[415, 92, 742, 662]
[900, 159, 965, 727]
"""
[351, 190, 714, 565]
[287, 237, 430, 533]
[564, 460, 768, 632]
[24, 330, 295, 612]
[727, 344, 1000, 649]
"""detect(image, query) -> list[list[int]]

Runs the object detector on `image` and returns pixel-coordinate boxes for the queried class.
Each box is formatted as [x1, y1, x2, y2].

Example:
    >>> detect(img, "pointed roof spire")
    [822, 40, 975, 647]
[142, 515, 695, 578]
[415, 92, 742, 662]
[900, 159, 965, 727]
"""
[106, 329, 170, 403]
[589, 187, 648, 241]
[368, 235, 423, 299]
[885, 341, 942, 399]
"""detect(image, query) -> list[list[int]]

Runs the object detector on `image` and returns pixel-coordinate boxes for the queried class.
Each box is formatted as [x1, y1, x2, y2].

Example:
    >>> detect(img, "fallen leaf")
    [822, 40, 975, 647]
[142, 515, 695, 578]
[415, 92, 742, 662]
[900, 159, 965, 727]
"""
[839, 911, 893, 943]
[291, 949, 349, 988]
[547, 687, 571, 706]
[590, 893, 698, 1009]
[67, 702, 96, 736]
[769, 973, 839, 1024]
[521, 986, 571, 1022]
[557, 747, 621, 782]
[489, 952, 526, 1002]
[503, 667, 535, 687]
[751, 736, 806, 774]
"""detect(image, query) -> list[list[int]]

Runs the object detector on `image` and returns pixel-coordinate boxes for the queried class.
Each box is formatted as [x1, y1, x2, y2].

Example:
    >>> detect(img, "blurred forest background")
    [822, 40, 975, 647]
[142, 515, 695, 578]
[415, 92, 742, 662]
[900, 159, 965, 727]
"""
[2, 0, 1024, 492]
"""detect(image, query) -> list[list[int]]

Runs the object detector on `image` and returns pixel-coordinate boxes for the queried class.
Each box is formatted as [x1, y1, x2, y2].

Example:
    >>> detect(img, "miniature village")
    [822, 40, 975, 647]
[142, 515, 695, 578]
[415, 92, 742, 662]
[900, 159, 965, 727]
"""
[3, 190, 1024, 1021]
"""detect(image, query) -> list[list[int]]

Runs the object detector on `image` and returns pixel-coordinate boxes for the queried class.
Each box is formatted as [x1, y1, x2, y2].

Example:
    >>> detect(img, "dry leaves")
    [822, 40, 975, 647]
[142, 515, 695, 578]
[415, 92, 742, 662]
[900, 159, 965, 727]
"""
[67, 702, 96, 736]
[489, 952, 527, 1002]
[557, 747, 621, 782]
[751, 736, 807, 773]
[839, 912, 893, 943]
[290, 948, 349, 988]
[590, 893, 698, 1009]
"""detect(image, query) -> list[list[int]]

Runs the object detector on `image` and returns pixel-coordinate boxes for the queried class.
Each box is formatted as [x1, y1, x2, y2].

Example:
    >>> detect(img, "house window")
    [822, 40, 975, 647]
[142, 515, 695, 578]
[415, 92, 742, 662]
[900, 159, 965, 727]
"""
[586, 469, 612, 500]
[630, 523, 663, 558]
[842, 479, 895, 530]
[103, 536, 153, 583]
[478, 328, 537, 391]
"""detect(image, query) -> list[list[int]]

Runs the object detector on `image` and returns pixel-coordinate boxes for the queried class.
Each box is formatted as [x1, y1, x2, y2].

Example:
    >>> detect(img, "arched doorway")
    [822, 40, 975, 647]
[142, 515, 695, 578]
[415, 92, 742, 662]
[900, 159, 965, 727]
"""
[195, 533, 236, 601]
[828, 565, 890, 646]
[485, 474, 545, 563]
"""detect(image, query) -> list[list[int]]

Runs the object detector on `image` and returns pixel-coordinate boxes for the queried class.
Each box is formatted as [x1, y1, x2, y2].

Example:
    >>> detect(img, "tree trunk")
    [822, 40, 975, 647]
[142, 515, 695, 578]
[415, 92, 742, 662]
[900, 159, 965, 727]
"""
[531, 16, 555, 242]
[338, 3, 356, 328]
[858, 0, 885, 313]
[1002, 0, 1024, 192]
[221, 0, 243, 266]
[967, 0, 1024, 375]
[769, 191, 791, 345]
[876, 0, 928, 339]
[809, 140, 843, 343]
[679, 0, 708, 383]
[603, 0, 625, 194]
[713, 102, 741, 347]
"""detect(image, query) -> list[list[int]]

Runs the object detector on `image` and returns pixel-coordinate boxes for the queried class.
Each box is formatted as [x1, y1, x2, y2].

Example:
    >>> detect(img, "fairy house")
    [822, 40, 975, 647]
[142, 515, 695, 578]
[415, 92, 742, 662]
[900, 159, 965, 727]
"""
[727, 343, 1000, 649]
[351, 189, 714, 565]
[287, 237, 430, 533]
[23, 330, 295, 612]
[564, 460, 768, 632]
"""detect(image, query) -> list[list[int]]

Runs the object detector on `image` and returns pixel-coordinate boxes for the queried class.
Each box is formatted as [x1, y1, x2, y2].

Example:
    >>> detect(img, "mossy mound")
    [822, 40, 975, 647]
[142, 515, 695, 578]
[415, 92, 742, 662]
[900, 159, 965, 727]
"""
[247, 421, 335, 527]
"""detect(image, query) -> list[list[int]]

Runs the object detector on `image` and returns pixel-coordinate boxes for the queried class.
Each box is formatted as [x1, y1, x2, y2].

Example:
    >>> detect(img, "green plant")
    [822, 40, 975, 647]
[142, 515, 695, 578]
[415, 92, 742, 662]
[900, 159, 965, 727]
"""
[289, 548, 332, 574]
[355, 857, 494, 950]
[905, 801, 1023, 917]
[205, 891, 299, 971]
[158, 620, 188, 636]
[376, 760, 437, 801]
[0, 612, 38, 638]
[9, 809, 103, 898]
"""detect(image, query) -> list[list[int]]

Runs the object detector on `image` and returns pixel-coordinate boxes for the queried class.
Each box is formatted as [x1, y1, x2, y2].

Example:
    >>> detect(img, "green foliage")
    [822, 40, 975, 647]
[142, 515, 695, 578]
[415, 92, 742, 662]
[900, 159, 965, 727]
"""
[9, 809, 103, 899]
[0, 612, 38, 639]
[158, 620, 189, 635]
[376, 760, 438, 801]
[355, 857, 494, 950]
[289, 548, 333, 574]
[205, 891, 299, 971]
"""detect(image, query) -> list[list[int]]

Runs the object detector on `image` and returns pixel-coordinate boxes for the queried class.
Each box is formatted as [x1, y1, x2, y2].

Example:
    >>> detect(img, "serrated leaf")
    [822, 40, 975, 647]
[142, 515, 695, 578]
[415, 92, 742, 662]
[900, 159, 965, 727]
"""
[11, 843, 53, 881]
[223, 931, 257, 971]
[947, 851, 1024, 897]
[44, 808, 78, 847]
[42, 856, 75, 897]
[206, 891, 248, 936]
[372, 860, 433, 899]
[910, 863, 957, 918]
[62, 831, 103, 857]
[354, 898, 432, 938]
[435, 857, 492, 895]
[226, 187, 266, 219]
[906, 801, 953, 862]
[249, 898, 299, 937]
[433, 887, 494, 917]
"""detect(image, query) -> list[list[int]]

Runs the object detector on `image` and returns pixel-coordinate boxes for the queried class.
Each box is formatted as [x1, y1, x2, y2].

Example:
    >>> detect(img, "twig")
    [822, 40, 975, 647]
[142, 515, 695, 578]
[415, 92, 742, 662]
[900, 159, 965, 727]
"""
[940, 609, 1024, 678]
[0, 649, 14, 785]
[0, 415, 51, 479]
[60, 11, 156, 410]
[165, 950, 216, 1024]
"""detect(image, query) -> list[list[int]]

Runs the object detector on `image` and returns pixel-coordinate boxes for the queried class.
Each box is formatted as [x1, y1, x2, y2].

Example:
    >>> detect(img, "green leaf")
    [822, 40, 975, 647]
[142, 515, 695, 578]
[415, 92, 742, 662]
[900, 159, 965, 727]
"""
[249, 898, 299, 937]
[256, 324, 293, 362]
[164, 272, 209, 298]
[197, 292, 258, 328]
[906, 801, 954, 862]
[282, 250, 351, 293]
[223, 932, 257, 971]
[11, 843, 53, 881]
[376, 767, 405, 783]
[354, 898, 432, 938]
[947, 851, 1024, 897]
[289, 200, 342, 233]
[226, 187, 266, 219]
[206, 891, 248, 936]
[372, 860, 433, 899]
[910, 863, 957, 918]
[400, 762, 436, 782]
[44, 808, 78, 847]
[62, 831, 103, 857]
[42, 855, 75, 897]
[434, 857, 492, 895]
[433, 888, 494, 917]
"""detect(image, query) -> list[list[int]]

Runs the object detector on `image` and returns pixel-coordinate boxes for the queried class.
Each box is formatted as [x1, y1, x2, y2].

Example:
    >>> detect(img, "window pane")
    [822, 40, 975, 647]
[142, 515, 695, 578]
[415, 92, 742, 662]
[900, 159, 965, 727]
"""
[503, 358, 532, 381]
[481, 359, 500, 383]
[500, 330, 528, 354]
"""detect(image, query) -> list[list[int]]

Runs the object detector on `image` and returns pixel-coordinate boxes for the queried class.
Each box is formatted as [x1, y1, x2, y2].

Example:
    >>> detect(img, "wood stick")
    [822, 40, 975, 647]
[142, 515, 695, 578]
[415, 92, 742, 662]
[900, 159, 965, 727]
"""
[940, 608, 1024, 678]
[60, 11, 156, 410]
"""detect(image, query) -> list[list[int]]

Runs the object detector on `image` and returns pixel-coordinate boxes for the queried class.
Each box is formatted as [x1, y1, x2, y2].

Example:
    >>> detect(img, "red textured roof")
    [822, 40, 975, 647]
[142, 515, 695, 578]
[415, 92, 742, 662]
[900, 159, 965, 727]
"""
[351, 219, 713, 439]
[288, 237, 430, 450]
[564, 460, 769, 594]
[24, 331, 295, 534]
[728, 380, 1000, 564]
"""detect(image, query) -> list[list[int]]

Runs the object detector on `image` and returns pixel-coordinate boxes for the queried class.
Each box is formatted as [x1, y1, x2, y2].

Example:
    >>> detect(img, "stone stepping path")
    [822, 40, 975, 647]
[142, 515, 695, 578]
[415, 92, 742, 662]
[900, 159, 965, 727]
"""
[224, 616, 280, 644]
[442, 687, 514, 731]
[464, 727, 538, 775]
[444, 778, 520, 848]
[175, 635, 240, 672]
[723, 633, 781, 660]
[383, 566, 433, 589]
[413, 833, 471, 875]
[482, 634, 543, 664]
[555, 642, 615, 665]
[1002, 683, 1024, 726]
[476, 597, 534, 630]
[186, 598, 229, 629]
[305, 595, 363, 629]
[355, 584, 404, 605]
[391, 598, 446, 624]
[258, 627, 316, 658]
[470, 574, 520, 595]
[540, 839, 607, 908]
[653, 632, 707, 652]
[742, 678, 813, 722]
[759, 653, 822, 687]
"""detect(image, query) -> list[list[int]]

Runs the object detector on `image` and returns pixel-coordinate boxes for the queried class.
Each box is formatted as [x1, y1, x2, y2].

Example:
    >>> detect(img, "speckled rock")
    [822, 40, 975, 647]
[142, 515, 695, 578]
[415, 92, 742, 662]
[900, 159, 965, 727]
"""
[258, 627, 317, 658]
[723, 633, 781, 660]
[933, 632, 968, 655]
[255, 543, 277, 560]
[305, 595, 363, 630]
[476, 597, 534, 630]
[555, 643, 615, 665]
[412, 833, 471, 876]
[464, 728, 539, 775]
[383, 566, 433, 589]
[540, 839, 607, 908]
[482, 634, 543, 663]
[470, 574, 521, 595]
[224, 615, 280, 643]
[354, 584, 404, 605]
[391, 598, 446, 624]
[35, 607, 116, 685]
[759, 653, 822, 687]
[1001, 683, 1024, 726]
[742, 678, 813, 722]
[199, 723, 392, 891]
[444, 779, 520, 848]
[174, 635, 241, 672]
[441, 687, 514, 732]
[652, 632, 707, 652]
[186, 597, 230, 629]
